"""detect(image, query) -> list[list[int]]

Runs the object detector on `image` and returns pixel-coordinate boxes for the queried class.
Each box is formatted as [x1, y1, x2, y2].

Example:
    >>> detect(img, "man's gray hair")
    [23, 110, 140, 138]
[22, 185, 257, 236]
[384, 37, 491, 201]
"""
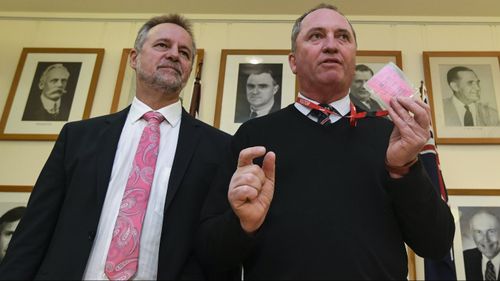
[134, 14, 197, 59]
[290, 3, 357, 52]
[469, 210, 500, 230]
[39, 64, 70, 86]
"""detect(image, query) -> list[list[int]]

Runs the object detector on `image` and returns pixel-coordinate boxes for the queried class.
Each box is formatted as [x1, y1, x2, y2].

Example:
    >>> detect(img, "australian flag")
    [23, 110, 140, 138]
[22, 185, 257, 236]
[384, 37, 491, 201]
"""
[419, 82, 457, 280]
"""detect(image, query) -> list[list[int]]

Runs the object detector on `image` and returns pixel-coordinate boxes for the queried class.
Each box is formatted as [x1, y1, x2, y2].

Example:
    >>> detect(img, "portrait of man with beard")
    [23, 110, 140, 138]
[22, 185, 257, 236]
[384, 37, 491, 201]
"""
[22, 62, 81, 122]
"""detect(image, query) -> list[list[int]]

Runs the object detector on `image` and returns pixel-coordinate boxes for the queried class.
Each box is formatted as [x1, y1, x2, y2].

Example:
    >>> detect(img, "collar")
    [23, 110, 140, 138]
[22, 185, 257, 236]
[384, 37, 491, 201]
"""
[129, 97, 182, 127]
[482, 252, 500, 277]
[40, 94, 61, 114]
[452, 95, 476, 113]
[251, 99, 275, 117]
[295, 92, 351, 117]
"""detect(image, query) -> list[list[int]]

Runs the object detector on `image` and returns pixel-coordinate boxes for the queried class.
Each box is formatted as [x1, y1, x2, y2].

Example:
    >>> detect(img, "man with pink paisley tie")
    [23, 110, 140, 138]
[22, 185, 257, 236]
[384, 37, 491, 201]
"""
[0, 14, 231, 280]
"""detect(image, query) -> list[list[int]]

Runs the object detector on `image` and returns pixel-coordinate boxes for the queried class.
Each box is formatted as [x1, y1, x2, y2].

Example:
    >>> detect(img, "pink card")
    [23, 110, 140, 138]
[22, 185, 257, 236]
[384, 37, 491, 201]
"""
[364, 62, 416, 107]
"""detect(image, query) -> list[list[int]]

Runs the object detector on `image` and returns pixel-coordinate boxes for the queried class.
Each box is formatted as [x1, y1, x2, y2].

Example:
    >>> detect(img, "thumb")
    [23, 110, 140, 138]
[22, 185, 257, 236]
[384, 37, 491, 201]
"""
[262, 151, 276, 182]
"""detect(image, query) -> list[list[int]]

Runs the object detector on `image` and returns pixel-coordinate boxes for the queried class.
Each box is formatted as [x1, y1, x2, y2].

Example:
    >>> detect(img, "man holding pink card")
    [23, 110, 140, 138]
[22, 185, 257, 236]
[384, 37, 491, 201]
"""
[198, 4, 454, 279]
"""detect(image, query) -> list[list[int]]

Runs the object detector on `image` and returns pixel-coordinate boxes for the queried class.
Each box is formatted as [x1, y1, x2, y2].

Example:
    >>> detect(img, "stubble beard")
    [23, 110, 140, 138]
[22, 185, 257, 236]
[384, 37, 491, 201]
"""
[136, 62, 184, 95]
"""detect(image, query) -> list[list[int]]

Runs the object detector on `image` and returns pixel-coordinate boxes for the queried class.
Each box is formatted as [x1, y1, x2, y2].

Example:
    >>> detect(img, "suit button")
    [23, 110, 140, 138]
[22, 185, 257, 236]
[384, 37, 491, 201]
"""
[88, 231, 96, 241]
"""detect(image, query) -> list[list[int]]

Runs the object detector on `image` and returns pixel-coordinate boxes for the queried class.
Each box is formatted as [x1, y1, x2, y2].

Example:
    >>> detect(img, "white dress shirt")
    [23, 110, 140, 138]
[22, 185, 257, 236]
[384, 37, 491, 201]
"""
[294, 92, 351, 124]
[40, 94, 61, 115]
[83, 97, 182, 280]
[482, 253, 500, 281]
[452, 95, 477, 126]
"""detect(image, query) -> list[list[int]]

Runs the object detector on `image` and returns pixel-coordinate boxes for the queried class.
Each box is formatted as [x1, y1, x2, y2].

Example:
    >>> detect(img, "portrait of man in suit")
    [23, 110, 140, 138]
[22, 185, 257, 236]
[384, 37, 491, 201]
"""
[349, 64, 384, 112]
[462, 209, 500, 281]
[0, 206, 25, 264]
[234, 63, 282, 123]
[443, 66, 500, 127]
[0, 14, 231, 280]
[22, 62, 81, 122]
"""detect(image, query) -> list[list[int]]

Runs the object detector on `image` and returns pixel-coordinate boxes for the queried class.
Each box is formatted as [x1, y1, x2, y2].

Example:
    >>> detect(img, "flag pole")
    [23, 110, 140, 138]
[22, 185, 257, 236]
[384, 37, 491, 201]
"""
[189, 50, 204, 117]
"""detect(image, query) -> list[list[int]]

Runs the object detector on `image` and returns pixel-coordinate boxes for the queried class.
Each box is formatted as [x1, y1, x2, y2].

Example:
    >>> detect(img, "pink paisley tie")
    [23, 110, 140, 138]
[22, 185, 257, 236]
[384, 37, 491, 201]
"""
[105, 111, 164, 281]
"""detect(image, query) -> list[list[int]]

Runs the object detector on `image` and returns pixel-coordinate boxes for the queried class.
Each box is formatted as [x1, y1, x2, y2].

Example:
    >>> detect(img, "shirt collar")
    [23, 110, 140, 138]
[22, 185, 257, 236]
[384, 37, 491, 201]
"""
[40, 94, 61, 114]
[482, 251, 500, 277]
[251, 99, 275, 117]
[129, 97, 182, 127]
[452, 95, 476, 113]
[295, 92, 351, 116]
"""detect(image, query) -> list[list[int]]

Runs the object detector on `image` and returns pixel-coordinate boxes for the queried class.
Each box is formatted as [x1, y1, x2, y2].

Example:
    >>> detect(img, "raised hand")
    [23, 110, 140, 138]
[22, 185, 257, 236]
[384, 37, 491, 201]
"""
[228, 146, 276, 234]
[386, 97, 431, 176]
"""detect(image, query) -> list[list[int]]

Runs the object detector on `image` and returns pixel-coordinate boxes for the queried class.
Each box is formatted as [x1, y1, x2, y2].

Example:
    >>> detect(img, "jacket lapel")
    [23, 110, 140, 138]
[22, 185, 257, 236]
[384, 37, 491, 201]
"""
[95, 107, 130, 210]
[163, 110, 202, 212]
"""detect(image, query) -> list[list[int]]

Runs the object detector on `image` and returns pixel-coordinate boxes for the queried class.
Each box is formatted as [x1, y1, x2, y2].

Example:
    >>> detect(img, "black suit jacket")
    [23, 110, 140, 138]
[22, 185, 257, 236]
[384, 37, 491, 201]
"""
[464, 248, 500, 280]
[234, 98, 281, 123]
[0, 107, 231, 280]
[22, 94, 72, 121]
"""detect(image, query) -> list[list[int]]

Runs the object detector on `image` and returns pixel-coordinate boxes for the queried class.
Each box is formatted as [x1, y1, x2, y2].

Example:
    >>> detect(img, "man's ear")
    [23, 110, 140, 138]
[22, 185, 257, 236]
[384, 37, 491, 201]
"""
[449, 81, 459, 93]
[288, 52, 297, 74]
[129, 49, 139, 70]
[273, 84, 280, 95]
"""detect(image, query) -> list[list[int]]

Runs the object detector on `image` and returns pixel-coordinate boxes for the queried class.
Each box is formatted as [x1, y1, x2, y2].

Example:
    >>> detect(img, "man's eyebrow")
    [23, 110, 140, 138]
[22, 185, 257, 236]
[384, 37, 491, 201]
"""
[336, 28, 354, 39]
[305, 27, 353, 37]
[155, 38, 170, 43]
[305, 27, 325, 34]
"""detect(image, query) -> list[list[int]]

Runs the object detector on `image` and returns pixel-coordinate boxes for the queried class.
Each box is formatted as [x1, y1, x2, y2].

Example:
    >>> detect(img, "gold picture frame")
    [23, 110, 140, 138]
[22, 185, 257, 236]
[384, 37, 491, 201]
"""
[356, 50, 403, 69]
[423, 51, 500, 144]
[0, 48, 104, 141]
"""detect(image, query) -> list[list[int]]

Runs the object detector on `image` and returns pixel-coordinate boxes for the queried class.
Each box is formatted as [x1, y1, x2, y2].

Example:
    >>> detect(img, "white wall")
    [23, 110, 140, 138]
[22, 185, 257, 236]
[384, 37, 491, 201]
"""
[0, 12, 499, 279]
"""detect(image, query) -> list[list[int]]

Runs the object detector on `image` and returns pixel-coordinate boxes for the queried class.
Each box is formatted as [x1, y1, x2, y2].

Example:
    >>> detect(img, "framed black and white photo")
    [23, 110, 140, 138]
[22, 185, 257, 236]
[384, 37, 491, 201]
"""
[423, 52, 500, 144]
[0, 48, 104, 141]
[0, 187, 31, 264]
[111, 48, 205, 114]
[356, 50, 403, 71]
[448, 189, 500, 280]
[214, 49, 297, 134]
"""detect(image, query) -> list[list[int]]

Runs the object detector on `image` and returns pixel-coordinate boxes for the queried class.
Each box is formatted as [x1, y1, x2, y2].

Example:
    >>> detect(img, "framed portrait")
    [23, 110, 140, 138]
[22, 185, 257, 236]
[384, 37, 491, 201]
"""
[448, 189, 500, 280]
[0, 187, 31, 263]
[352, 51, 403, 112]
[111, 48, 205, 114]
[356, 50, 403, 70]
[0, 48, 104, 141]
[423, 52, 500, 144]
[214, 49, 297, 134]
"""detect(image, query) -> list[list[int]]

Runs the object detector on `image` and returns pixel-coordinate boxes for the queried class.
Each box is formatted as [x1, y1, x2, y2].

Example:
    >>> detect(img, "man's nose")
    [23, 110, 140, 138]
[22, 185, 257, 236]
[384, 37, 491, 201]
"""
[322, 33, 339, 53]
[165, 46, 180, 61]
[485, 236, 491, 243]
